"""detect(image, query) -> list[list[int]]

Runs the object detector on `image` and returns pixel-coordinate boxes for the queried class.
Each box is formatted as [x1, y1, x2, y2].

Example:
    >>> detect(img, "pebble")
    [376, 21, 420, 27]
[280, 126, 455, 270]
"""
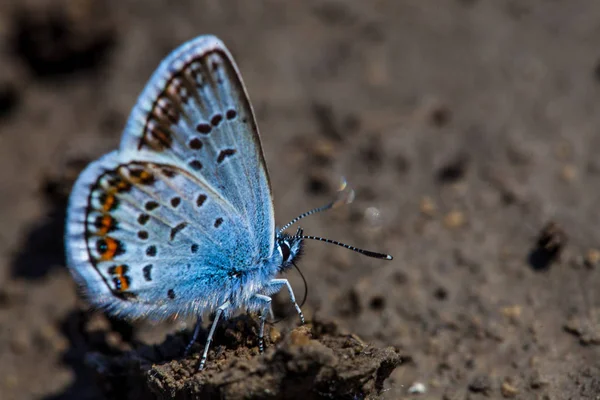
[408, 382, 427, 394]
[501, 380, 519, 397]
[585, 248, 600, 268]
[501, 305, 522, 323]
[443, 210, 466, 229]
[419, 196, 436, 217]
[560, 164, 577, 182]
[290, 326, 311, 346]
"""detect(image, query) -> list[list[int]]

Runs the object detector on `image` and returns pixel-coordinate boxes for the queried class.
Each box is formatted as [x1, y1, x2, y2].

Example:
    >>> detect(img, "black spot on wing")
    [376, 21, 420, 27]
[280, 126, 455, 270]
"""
[226, 109, 237, 120]
[191, 244, 199, 254]
[170, 197, 181, 208]
[170, 222, 187, 241]
[211, 114, 223, 126]
[196, 194, 207, 207]
[167, 289, 176, 299]
[146, 245, 157, 257]
[189, 160, 203, 170]
[217, 149, 236, 163]
[214, 218, 223, 228]
[137, 230, 148, 240]
[196, 123, 211, 134]
[188, 137, 203, 150]
[145, 201, 159, 211]
[138, 214, 150, 225]
[143, 264, 152, 281]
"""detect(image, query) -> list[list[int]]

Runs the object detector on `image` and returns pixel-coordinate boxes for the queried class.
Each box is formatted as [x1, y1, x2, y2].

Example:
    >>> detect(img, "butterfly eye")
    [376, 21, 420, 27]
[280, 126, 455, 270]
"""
[280, 241, 291, 262]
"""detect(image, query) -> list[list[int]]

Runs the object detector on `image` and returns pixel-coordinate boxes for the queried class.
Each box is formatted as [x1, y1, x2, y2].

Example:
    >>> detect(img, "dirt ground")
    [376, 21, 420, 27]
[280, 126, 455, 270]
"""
[1, 0, 600, 399]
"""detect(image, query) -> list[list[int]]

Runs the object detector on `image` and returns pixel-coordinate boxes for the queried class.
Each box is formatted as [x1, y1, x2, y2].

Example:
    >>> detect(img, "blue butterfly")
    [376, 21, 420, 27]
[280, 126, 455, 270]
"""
[65, 35, 392, 370]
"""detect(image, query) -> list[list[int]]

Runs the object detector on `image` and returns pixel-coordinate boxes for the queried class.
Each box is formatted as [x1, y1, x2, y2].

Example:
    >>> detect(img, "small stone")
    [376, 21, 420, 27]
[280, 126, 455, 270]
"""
[443, 210, 466, 229]
[529, 355, 539, 367]
[468, 375, 492, 394]
[501, 380, 519, 397]
[501, 305, 522, 323]
[408, 382, 427, 394]
[560, 164, 577, 182]
[564, 312, 600, 345]
[345, 333, 366, 347]
[530, 371, 548, 389]
[290, 327, 311, 346]
[420, 196, 436, 217]
[269, 326, 282, 344]
[585, 249, 600, 268]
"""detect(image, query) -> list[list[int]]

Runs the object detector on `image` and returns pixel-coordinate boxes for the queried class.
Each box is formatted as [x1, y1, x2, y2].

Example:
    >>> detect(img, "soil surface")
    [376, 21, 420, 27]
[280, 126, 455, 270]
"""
[1, 0, 600, 399]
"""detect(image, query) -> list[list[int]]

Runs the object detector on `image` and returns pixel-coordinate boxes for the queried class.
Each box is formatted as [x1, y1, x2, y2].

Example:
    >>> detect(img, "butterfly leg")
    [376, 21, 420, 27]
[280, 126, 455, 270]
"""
[184, 315, 203, 357]
[198, 302, 229, 371]
[267, 278, 305, 325]
[269, 306, 275, 322]
[252, 294, 272, 354]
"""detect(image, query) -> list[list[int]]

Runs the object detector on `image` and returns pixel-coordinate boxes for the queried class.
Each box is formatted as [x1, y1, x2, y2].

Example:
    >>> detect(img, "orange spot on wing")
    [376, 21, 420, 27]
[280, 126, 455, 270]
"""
[102, 194, 116, 212]
[100, 237, 119, 261]
[108, 264, 130, 292]
[96, 215, 115, 236]
[139, 170, 153, 184]
[129, 169, 154, 185]
[117, 275, 130, 291]
[116, 179, 131, 192]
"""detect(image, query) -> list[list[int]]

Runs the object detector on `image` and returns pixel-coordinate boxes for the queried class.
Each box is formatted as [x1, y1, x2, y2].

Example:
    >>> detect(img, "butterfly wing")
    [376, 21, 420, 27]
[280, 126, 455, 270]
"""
[121, 35, 274, 254]
[65, 36, 275, 320]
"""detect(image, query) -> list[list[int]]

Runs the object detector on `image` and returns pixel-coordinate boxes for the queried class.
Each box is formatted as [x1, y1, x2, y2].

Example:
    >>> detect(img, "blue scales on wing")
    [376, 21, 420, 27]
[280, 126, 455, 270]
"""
[65, 36, 276, 320]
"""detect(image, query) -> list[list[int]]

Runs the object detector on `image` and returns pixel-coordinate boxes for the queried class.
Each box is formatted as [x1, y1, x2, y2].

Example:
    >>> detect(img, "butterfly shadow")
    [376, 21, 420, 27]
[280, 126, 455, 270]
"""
[41, 308, 143, 400]
[11, 160, 87, 280]
[43, 309, 267, 400]
[41, 309, 126, 400]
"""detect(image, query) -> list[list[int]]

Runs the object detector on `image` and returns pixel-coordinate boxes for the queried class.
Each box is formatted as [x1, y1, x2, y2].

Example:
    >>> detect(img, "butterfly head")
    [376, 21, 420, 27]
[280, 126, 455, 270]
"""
[276, 227, 304, 271]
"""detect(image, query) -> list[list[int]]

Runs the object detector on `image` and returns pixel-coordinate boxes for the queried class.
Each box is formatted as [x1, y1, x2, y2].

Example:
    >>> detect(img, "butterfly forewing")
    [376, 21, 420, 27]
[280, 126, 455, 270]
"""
[66, 36, 276, 320]
[121, 36, 274, 257]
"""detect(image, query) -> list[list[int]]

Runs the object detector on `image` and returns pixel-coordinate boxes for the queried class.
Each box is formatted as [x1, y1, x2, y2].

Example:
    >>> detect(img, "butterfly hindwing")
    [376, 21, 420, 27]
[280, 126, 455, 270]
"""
[66, 151, 258, 319]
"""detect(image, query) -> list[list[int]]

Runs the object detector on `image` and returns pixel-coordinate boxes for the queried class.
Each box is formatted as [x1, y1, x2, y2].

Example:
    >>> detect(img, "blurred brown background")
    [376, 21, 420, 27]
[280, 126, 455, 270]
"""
[1, 0, 600, 399]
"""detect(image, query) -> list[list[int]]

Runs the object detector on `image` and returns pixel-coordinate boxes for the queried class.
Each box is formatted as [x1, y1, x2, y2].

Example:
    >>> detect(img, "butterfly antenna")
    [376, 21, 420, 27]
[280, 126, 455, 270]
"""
[296, 235, 393, 260]
[279, 184, 355, 233]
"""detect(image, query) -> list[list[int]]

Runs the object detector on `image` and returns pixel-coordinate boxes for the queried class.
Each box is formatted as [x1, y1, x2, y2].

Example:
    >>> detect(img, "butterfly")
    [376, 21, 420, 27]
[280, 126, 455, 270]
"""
[65, 35, 392, 370]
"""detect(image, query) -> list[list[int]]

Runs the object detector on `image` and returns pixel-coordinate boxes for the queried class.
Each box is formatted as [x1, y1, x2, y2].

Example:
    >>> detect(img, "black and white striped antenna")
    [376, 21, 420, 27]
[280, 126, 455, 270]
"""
[296, 234, 392, 260]
[279, 181, 355, 233]
[280, 182, 393, 261]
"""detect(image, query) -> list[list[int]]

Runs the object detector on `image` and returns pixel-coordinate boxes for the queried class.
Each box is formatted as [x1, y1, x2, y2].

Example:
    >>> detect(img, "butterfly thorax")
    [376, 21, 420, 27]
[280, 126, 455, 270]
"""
[224, 232, 302, 312]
